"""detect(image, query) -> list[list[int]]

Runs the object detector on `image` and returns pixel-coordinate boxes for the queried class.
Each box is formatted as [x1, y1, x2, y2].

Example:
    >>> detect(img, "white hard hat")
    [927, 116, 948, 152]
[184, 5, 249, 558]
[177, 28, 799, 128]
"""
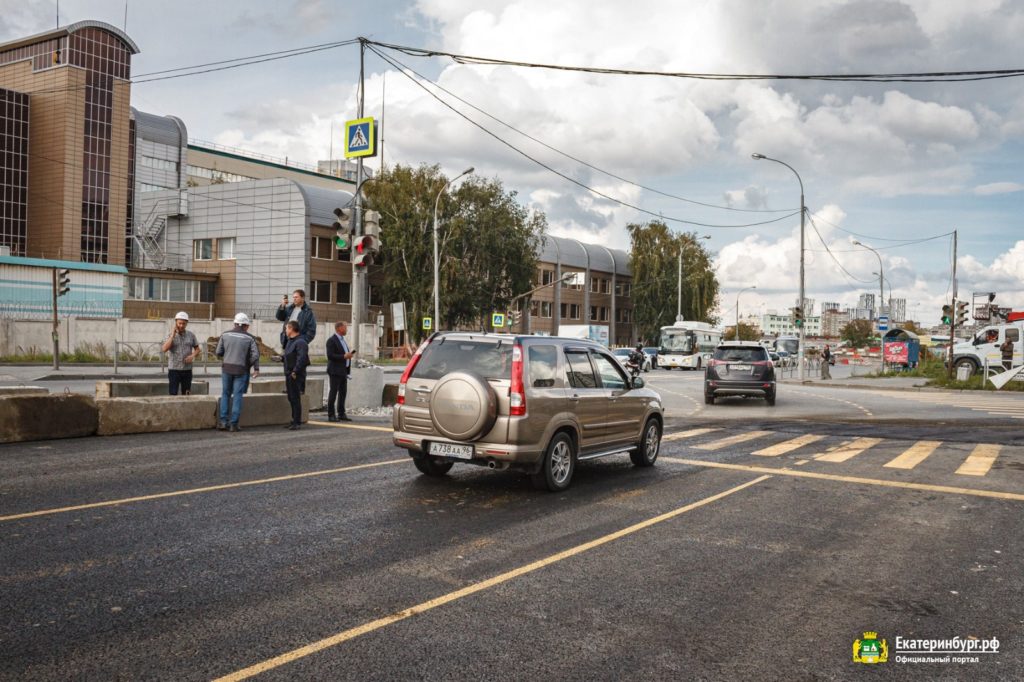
[233, 313, 251, 326]
[175, 311, 189, 321]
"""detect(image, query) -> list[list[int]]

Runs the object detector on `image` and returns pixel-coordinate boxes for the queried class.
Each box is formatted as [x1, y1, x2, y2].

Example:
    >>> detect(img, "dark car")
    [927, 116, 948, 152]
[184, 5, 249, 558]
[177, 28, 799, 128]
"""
[704, 341, 776, 406]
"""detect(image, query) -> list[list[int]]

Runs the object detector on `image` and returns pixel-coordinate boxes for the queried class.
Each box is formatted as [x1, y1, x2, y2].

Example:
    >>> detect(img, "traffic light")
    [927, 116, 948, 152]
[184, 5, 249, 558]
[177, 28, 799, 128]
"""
[509, 310, 522, 327]
[57, 269, 71, 297]
[354, 210, 382, 268]
[956, 300, 969, 327]
[333, 207, 353, 251]
[941, 304, 952, 325]
[792, 306, 804, 328]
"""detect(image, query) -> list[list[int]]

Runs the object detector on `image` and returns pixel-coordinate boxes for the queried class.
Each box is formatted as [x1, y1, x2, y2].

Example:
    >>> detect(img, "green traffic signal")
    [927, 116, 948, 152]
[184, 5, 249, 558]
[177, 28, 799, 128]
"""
[335, 231, 352, 251]
[941, 304, 952, 325]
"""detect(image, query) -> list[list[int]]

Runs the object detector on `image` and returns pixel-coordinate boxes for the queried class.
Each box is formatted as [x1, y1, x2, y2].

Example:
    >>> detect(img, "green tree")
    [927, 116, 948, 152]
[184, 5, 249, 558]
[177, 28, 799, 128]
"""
[627, 221, 718, 342]
[365, 164, 544, 341]
[723, 322, 760, 342]
[841, 319, 875, 347]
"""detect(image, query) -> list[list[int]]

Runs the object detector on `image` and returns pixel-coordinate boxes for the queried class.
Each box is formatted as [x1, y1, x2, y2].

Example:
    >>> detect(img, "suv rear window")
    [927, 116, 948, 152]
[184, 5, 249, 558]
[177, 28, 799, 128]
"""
[410, 338, 514, 380]
[713, 346, 769, 362]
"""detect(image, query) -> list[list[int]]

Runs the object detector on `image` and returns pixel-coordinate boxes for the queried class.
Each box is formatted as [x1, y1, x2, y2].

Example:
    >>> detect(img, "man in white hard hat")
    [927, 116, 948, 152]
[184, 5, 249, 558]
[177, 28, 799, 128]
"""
[215, 313, 260, 432]
[161, 311, 200, 395]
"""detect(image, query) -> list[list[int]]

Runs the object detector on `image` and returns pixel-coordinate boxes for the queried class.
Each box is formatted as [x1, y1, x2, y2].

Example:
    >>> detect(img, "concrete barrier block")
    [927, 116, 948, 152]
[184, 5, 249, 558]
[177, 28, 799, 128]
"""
[95, 380, 210, 398]
[248, 376, 324, 410]
[0, 386, 48, 396]
[349, 367, 384, 409]
[0, 394, 97, 444]
[218, 393, 309, 427]
[97, 396, 218, 436]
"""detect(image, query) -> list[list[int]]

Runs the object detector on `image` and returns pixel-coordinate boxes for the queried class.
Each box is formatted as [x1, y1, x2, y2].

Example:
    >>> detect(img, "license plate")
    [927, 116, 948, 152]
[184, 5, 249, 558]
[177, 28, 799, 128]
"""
[729, 364, 751, 371]
[428, 442, 474, 459]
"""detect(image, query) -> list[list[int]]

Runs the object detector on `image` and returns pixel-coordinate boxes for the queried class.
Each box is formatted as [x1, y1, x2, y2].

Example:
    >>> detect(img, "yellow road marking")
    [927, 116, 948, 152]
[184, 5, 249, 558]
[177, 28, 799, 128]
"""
[662, 428, 720, 442]
[307, 421, 392, 432]
[752, 434, 825, 457]
[0, 459, 406, 523]
[884, 441, 941, 470]
[955, 444, 1002, 477]
[661, 457, 1024, 502]
[214, 475, 770, 681]
[814, 437, 882, 463]
[693, 430, 773, 451]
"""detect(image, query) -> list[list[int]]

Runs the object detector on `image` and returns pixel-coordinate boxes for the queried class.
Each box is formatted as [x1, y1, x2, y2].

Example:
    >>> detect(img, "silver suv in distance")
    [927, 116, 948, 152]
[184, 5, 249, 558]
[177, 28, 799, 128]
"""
[392, 332, 665, 491]
[704, 341, 777, 406]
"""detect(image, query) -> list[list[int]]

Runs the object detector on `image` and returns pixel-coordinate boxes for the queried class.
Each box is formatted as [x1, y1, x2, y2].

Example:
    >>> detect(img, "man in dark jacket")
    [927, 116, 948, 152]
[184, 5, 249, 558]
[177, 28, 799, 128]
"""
[1001, 337, 1015, 371]
[215, 313, 260, 432]
[283, 320, 310, 430]
[276, 289, 317, 351]
[326, 321, 356, 421]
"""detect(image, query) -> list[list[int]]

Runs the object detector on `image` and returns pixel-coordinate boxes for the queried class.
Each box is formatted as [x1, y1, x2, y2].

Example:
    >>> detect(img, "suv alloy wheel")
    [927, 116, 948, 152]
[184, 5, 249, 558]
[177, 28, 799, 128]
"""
[532, 432, 576, 492]
[630, 418, 661, 467]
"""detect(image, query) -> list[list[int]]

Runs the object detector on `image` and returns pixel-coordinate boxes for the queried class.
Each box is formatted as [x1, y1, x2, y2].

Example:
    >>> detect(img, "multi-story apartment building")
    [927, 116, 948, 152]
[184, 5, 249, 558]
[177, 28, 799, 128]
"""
[821, 308, 851, 338]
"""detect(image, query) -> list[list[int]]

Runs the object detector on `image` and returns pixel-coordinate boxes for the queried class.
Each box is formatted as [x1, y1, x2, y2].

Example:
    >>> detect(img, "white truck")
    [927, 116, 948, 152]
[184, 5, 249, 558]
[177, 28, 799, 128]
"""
[950, 321, 1023, 375]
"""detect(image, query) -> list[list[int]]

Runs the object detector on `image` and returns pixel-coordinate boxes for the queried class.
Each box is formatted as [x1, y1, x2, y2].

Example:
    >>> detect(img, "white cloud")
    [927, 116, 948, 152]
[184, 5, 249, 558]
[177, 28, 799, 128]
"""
[974, 182, 1024, 196]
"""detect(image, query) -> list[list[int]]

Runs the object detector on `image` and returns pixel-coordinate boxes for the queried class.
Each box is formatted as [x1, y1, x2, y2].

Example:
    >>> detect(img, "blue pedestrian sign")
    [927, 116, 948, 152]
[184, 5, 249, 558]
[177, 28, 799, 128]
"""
[878, 315, 889, 332]
[422, 317, 432, 331]
[492, 312, 506, 328]
[344, 117, 376, 159]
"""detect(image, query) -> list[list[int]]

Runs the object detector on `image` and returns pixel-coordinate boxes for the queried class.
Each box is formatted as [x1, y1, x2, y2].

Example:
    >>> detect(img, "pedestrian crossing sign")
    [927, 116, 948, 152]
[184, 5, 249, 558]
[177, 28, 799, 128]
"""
[344, 117, 376, 158]
[422, 317, 432, 331]
[492, 312, 506, 328]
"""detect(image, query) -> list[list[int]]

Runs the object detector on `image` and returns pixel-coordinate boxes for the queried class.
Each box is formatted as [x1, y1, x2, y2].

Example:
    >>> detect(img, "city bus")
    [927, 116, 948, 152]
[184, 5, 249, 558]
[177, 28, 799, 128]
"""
[658, 321, 723, 370]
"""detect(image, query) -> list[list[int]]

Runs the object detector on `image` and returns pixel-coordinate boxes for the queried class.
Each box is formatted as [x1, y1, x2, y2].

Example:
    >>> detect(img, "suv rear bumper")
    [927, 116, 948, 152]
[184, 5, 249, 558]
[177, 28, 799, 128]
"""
[705, 381, 775, 397]
[393, 430, 545, 470]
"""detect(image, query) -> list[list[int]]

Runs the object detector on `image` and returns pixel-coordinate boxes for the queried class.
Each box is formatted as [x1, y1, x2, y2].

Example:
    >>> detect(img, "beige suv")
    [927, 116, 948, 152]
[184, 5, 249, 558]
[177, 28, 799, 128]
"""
[392, 332, 664, 491]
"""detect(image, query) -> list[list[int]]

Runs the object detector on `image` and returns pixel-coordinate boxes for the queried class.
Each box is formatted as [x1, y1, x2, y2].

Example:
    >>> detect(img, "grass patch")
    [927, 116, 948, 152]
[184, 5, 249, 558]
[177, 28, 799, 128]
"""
[868, 356, 1024, 391]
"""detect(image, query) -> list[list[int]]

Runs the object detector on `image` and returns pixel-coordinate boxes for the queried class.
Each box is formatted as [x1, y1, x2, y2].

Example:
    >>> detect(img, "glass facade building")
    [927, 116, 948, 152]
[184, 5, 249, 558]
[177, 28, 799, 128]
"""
[0, 87, 28, 256]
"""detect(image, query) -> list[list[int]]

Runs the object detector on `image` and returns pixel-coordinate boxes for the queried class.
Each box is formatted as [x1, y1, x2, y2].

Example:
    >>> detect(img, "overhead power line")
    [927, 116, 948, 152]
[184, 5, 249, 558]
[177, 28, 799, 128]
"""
[370, 45, 800, 230]
[368, 39, 1024, 83]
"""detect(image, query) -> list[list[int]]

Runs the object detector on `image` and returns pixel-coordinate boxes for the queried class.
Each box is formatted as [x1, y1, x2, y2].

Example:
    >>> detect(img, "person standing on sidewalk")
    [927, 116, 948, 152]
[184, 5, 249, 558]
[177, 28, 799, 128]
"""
[283, 320, 310, 430]
[276, 289, 317, 356]
[215, 313, 260, 432]
[821, 345, 832, 380]
[325, 321, 356, 422]
[1001, 336, 1015, 371]
[162, 311, 200, 395]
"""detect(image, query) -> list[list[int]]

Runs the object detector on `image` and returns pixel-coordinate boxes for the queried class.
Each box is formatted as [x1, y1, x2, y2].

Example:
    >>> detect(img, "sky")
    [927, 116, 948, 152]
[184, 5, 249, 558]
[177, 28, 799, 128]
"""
[3, 0, 1023, 326]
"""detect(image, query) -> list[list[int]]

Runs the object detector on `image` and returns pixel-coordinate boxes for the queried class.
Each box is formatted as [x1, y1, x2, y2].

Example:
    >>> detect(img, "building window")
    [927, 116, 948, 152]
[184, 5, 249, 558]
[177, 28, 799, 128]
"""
[218, 237, 236, 260]
[193, 239, 212, 261]
[139, 156, 178, 172]
[590, 306, 608, 322]
[311, 236, 334, 260]
[541, 269, 554, 286]
[616, 308, 632, 323]
[561, 272, 583, 290]
[615, 282, 632, 297]
[310, 280, 331, 303]
[602, 279, 611, 294]
[368, 285, 383, 306]
[561, 303, 581, 320]
[336, 282, 351, 304]
[125, 276, 213, 302]
[530, 300, 553, 318]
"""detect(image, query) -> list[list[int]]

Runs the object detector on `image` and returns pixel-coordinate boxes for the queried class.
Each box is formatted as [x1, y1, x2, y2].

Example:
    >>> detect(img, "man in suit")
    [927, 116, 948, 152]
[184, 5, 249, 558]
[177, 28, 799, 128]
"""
[326, 321, 356, 421]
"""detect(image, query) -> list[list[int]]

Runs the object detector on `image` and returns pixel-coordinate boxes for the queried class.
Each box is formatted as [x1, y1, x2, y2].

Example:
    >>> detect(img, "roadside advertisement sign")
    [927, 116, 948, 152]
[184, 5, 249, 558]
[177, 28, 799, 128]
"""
[883, 341, 909, 364]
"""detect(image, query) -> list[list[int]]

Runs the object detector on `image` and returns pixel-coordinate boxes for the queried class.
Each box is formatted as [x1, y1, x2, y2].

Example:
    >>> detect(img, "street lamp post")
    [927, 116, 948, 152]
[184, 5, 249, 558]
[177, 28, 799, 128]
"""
[432, 167, 474, 329]
[854, 241, 885, 322]
[735, 286, 756, 340]
[677, 234, 710, 321]
[752, 153, 805, 381]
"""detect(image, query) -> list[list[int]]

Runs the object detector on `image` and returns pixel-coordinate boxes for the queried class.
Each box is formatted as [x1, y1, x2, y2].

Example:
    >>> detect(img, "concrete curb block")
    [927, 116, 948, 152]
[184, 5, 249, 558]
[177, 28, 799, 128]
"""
[0, 386, 48, 396]
[97, 396, 218, 435]
[0, 394, 98, 443]
[219, 393, 310, 427]
[249, 378, 325, 410]
[95, 380, 210, 398]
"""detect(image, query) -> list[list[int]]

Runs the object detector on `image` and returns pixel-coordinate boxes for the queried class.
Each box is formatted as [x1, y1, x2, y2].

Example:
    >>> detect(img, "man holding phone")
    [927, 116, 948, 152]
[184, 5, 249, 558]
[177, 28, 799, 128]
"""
[326, 320, 356, 421]
[162, 311, 200, 395]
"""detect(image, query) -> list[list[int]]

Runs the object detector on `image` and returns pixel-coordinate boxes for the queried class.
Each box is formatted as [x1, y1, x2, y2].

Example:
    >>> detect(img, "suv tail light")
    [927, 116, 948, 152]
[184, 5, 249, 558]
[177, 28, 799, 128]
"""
[397, 341, 428, 405]
[510, 344, 525, 416]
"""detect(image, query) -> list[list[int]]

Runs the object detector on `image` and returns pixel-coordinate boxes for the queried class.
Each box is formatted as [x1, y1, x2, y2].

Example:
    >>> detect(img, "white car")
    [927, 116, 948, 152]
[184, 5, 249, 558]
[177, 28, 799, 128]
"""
[613, 347, 652, 372]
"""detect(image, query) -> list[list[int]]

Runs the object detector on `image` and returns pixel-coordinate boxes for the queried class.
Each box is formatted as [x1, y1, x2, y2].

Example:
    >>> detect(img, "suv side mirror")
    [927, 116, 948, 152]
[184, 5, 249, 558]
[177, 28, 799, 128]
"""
[631, 376, 645, 389]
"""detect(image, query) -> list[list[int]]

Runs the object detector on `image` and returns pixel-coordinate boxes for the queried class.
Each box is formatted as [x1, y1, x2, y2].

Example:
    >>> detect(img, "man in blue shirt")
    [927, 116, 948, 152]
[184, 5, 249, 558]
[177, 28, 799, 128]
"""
[325, 321, 356, 421]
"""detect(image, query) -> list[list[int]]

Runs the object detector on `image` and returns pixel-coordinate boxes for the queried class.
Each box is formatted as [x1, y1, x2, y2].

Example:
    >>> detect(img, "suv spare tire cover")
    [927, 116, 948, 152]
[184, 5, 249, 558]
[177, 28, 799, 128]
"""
[429, 371, 498, 441]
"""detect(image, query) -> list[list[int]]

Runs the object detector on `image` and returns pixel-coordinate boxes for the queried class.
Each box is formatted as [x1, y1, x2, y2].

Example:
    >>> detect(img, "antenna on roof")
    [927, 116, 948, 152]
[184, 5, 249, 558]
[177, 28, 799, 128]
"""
[56, 0, 59, 28]
[124, 1, 128, 31]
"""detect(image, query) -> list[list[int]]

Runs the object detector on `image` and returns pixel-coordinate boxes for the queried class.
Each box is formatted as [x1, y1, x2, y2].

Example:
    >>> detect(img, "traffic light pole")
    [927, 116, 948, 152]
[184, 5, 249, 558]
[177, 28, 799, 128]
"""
[350, 40, 368, 355]
[51, 268, 60, 370]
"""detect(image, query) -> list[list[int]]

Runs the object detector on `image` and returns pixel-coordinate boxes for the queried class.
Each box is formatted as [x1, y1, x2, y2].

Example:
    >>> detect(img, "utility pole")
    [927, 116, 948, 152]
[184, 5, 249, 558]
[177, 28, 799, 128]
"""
[948, 229, 957, 379]
[350, 39, 367, 354]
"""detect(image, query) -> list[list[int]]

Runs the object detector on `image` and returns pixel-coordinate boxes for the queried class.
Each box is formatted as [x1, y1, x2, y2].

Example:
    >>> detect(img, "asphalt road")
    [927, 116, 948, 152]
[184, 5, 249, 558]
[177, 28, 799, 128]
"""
[2, 409, 1023, 680]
